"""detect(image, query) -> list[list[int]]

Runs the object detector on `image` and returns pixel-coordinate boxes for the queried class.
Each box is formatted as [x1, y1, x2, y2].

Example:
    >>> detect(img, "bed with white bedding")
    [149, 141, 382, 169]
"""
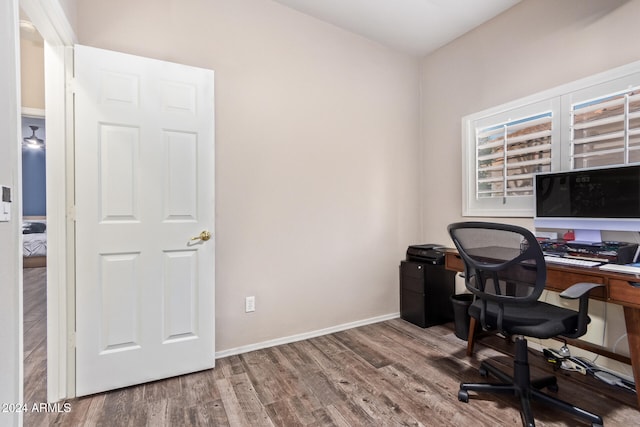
[23, 217, 46, 268]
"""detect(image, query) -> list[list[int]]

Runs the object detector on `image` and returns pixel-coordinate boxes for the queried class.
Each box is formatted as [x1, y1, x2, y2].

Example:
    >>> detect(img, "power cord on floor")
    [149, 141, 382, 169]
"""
[541, 345, 636, 393]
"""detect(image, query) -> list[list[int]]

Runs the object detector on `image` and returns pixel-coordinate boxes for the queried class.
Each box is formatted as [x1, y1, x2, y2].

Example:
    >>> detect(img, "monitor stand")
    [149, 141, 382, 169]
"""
[573, 229, 602, 244]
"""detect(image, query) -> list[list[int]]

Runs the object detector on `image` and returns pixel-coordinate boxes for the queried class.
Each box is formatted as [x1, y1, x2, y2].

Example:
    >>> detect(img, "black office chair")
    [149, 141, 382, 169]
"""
[447, 222, 604, 427]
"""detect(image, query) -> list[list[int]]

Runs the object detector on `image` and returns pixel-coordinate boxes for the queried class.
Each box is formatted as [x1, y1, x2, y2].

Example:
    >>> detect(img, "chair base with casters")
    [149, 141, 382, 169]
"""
[458, 336, 604, 427]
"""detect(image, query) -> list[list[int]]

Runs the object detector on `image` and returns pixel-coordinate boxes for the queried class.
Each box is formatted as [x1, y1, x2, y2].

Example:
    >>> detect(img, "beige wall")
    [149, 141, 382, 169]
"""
[76, 0, 421, 351]
[20, 37, 44, 110]
[420, 0, 640, 244]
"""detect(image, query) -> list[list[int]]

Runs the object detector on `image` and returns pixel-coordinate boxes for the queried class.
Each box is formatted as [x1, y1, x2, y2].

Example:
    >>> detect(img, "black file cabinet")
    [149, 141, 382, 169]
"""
[400, 257, 455, 328]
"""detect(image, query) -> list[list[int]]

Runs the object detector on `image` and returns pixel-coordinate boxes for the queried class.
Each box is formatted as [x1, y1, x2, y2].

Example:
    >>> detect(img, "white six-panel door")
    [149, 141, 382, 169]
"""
[74, 45, 215, 396]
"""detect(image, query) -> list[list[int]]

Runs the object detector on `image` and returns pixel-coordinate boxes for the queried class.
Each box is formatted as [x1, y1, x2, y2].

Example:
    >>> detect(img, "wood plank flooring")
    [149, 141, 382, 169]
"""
[23, 267, 48, 408]
[23, 267, 640, 426]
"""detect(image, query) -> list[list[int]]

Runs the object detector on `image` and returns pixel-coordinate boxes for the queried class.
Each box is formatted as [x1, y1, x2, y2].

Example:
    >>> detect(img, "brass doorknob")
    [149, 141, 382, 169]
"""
[191, 230, 211, 241]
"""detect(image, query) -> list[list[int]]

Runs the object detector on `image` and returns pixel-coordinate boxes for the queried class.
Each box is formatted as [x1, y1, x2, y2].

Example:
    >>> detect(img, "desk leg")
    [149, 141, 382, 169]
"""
[623, 306, 640, 407]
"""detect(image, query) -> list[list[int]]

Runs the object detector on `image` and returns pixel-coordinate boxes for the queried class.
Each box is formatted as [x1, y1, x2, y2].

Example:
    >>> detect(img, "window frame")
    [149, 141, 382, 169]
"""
[462, 60, 640, 217]
[462, 98, 560, 217]
[561, 73, 640, 171]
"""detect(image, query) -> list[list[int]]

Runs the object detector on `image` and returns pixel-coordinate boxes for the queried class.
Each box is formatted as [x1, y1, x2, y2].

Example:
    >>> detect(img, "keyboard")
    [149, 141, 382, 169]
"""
[544, 256, 602, 267]
[599, 264, 640, 274]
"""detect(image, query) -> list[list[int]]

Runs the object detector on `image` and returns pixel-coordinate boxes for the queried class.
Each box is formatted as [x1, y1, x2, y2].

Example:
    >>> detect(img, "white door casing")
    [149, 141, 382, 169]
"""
[74, 45, 215, 396]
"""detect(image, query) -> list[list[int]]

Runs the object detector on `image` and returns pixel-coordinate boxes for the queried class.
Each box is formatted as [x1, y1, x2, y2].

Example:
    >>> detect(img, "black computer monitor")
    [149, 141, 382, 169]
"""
[534, 164, 640, 235]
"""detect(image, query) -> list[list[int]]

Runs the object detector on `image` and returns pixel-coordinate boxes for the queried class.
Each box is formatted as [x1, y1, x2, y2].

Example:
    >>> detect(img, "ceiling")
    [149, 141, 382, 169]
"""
[20, 1, 522, 56]
[273, 0, 521, 56]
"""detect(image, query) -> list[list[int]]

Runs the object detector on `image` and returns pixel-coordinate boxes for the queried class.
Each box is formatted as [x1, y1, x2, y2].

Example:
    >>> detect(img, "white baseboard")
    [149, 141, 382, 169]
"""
[215, 312, 400, 359]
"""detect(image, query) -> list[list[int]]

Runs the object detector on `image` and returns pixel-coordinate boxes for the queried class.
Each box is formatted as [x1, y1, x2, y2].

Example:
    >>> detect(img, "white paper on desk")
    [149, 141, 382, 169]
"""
[573, 229, 602, 243]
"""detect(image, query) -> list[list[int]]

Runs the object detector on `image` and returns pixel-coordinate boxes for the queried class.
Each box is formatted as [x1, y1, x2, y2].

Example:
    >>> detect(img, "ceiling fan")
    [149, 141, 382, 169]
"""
[23, 125, 45, 149]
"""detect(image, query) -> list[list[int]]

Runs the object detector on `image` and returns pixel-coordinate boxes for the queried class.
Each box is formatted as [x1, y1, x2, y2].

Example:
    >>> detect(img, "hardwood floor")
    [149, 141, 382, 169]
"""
[23, 267, 640, 426]
[23, 267, 48, 407]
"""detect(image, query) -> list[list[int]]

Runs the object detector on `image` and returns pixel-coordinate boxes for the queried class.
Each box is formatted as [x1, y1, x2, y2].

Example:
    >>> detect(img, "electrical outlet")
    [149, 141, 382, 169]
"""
[245, 296, 255, 313]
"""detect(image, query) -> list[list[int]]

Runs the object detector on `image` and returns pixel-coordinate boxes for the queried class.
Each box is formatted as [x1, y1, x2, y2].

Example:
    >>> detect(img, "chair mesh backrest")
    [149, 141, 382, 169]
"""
[448, 222, 547, 308]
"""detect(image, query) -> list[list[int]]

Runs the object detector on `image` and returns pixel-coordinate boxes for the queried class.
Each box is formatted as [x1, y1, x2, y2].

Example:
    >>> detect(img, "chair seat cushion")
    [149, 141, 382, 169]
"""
[468, 300, 587, 339]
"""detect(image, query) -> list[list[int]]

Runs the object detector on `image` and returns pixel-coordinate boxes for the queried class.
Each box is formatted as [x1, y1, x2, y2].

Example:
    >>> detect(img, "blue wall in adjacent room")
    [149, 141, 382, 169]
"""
[22, 116, 46, 217]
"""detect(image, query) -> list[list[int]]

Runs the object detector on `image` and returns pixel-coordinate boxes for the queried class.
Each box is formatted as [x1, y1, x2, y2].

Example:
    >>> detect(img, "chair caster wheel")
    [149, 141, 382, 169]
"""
[479, 367, 488, 377]
[547, 383, 558, 392]
[458, 390, 469, 403]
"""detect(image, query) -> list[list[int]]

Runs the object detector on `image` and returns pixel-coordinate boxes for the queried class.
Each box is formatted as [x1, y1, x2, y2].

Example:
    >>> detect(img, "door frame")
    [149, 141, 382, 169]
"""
[20, 0, 76, 401]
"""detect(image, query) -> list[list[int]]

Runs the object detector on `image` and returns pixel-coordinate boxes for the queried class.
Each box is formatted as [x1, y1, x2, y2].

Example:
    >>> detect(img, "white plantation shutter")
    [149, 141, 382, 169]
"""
[476, 113, 552, 201]
[463, 97, 559, 217]
[463, 61, 640, 217]
[571, 87, 640, 169]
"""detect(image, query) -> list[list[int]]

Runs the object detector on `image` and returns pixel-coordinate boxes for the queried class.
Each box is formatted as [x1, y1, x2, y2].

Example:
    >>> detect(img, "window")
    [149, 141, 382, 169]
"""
[570, 87, 640, 169]
[462, 61, 640, 217]
[463, 99, 559, 217]
[476, 113, 552, 200]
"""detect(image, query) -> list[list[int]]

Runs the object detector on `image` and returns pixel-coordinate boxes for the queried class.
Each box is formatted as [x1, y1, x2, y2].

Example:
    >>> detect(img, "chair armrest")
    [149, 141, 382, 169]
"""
[559, 282, 604, 299]
[559, 282, 604, 339]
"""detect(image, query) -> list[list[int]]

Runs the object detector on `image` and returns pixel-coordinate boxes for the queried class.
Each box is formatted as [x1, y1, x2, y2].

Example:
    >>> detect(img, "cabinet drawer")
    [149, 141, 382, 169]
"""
[401, 261, 425, 279]
[545, 267, 606, 298]
[445, 253, 464, 272]
[400, 262, 425, 293]
[609, 278, 640, 307]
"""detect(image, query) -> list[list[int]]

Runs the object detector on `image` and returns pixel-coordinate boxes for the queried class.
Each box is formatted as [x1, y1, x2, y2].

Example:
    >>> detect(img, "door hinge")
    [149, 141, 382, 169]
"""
[67, 205, 76, 221]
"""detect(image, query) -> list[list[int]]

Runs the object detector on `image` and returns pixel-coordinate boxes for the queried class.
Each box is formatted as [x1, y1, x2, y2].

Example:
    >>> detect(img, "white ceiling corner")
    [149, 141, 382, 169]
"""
[272, 0, 522, 56]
